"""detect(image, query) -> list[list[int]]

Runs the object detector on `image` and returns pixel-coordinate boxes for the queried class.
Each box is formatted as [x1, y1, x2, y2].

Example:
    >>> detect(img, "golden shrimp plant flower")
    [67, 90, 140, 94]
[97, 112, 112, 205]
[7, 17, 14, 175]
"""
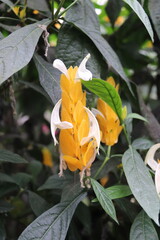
[145, 143, 160, 197]
[92, 77, 122, 146]
[50, 54, 100, 187]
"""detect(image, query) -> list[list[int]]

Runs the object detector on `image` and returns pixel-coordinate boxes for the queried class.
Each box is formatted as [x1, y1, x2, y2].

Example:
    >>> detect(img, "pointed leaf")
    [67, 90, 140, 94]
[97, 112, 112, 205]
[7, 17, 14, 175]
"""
[34, 54, 61, 104]
[0, 0, 14, 8]
[123, 0, 154, 41]
[130, 210, 159, 240]
[149, 0, 160, 40]
[27, 0, 50, 12]
[122, 147, 160, 225]
[0, 19, 51, 85]
[18, 192, 86, 240]
[91, 178, 118, 223]
[0, 150, 27, 163]
[126, 113, 148, 122]
[132, 138, 154, 150]
[82, 78, 122, 120]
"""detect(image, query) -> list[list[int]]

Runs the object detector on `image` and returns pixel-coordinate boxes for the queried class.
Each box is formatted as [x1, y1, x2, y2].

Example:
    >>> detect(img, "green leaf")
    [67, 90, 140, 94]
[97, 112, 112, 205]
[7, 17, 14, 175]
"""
[0, 0, 14, 8]
[0, 218, 6, 240]
[27, 159, 42, 178]
[0, 173, 17, 184]
[0, 19, 51, 85]
[0, 200, 13, 213]
[65, 0, 129, 84]
[27, 0, 50, 12]
[34, 54, 61, 104]
[18, 192, 86, 240]
[28, 191, 51, 217]
[92, 185, 132, 202]
[91, 178, 118, 223]
[12, 173, 32, 188]
[82, 78, 122, 120]
[0, 183, 19, 198]
[132, 138, 154, 150]
[56, 23, 108, 79]
[122, 147, 160, 225]
[149, 0, 160, 40]
[106, 0, 123, 27]
[126, 113, 148, 122]
[38, 174, 73, 191]
[123, 0, 154, 41]
[0, 149, 27, 164]
[130, 210, 159, 240]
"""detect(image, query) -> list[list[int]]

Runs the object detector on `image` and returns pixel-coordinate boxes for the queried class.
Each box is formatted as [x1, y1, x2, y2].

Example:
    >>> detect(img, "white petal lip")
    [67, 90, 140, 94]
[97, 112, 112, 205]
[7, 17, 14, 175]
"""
[145, 143, 160, 171]
[53, 59, 69, 78]
[50, 99, 73, 145]
[91, 108, 105, 118]
[76, 53, 92, 81]
[80, 107, 100, 153]
[155, 163, 160, 196]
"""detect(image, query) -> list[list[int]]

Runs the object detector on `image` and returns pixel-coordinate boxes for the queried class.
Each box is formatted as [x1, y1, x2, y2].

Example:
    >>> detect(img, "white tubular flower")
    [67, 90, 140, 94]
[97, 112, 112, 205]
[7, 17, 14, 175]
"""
[50, 99, 73, 145]
[76, 53, 92, 81]
[80, 107, 100, 153]
[145, 143, 160, 196]
[91, 108, 105, 118]
[53, 59, 69, 78]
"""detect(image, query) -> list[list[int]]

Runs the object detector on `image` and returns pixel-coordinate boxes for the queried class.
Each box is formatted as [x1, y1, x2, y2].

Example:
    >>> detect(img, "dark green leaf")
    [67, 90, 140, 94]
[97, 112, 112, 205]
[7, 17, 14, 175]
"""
[0, 19, 51, 85]
[65, 0, 129, 84]
[126, 113, 148, 122]
[0, 149, 27, 163]
[0, 200, 13, 213]
[0, 218, 6, 240]
[28, 191, 51, 217]
[27, 159, 42, 178]
[130, 210, 159, 240]
[82, 78, 122, 120]
[122, 147, 160, 225]
[0, 183, 19, 198]
[0, 173, 17, 184]
[149, 0, 160, 40]
[18, 192, 86, 240]
[27, 0, 50, 12]
[0, 23, 20, 32]
[91, 178, 118, 223]
[38, 174, 73, 191]
[132, 138, 154, 150]
[0, 0, 14, 8]
[34, 54, 61, 104]
[56, 23, 108, 79]
[123, 0, 154, 41]
[106, 0, 123, 26]
[12, 173, 32, 188]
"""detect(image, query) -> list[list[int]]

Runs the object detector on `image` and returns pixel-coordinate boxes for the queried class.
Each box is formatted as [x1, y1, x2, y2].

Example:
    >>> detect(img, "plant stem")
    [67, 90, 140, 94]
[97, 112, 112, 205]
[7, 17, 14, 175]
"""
[51, 0, 54, 20]
[94, 146, 111, 179]
[122, 124, 131, 146]
[54, 0, 66, 20]
[58, 0, 78, 18]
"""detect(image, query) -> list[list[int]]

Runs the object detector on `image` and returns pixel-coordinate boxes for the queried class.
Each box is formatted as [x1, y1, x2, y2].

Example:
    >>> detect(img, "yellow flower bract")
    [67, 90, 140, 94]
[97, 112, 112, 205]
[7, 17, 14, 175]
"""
[59, 67, 96, 172]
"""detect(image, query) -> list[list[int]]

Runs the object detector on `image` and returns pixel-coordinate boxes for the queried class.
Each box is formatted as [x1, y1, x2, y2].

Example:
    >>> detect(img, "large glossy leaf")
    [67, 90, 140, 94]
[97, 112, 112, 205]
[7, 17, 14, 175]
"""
[18, 191, 86, 240]
[82, 78, 122, 120]
[0, 19, 51, 85]
[91, 178, 118, 223]
[0, 149, 27, 164]
[65, 0, 129, 83]
[27, 0, 50, 11]
[130, 210, 159, 240]
[56, 23, 108, 79]
[34, 54, 61, 104]
[149, 0, 160, 40]
[123, 0, 154, 41]
[0, 0, 14, 8]
[122, 147, 160, 225]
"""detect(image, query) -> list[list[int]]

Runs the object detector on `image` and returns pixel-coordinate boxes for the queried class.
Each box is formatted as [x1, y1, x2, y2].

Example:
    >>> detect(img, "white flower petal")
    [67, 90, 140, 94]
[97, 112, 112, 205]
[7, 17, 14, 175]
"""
[50, 99, 73, 145]
[155, 163, 160, 196]
[91, 108, 105, 118]
[145, 143, 160, 171]
[80, 107, 100, 153]
[53, 59, 69, 78]
[76, 54, 92, 81]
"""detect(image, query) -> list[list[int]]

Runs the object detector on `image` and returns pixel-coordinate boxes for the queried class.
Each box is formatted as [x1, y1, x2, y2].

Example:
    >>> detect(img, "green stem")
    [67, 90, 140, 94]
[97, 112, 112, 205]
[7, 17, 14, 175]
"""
[54, 0, 66, 20]
[94, 146, 111, 179]
[51, 0, 54, 20]
[122, 124, 131, 146]
[58, 0, 78, 18]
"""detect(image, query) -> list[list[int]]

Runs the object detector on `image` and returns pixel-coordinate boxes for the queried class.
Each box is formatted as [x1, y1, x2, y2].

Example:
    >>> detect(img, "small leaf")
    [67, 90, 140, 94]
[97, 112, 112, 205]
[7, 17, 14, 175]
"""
[126, 113, 148, 122]
[34, 54, 61, 104]
[0, 19, 51, 85]
[12, 173, 32, 188]
[123, 0, 154, 41]
[122, 146, 160, 225]
[132, 138, 154, 150]
[28, 190, 51, 217]
[130, 210, 159, 240]
[149, 0, 160, 40]
[82, 78, 122, 120]
[0, 149, 27, 164]
[18, 192, 86, 240]
[0, 173, 17, 185]
[91, 178, 118, 223]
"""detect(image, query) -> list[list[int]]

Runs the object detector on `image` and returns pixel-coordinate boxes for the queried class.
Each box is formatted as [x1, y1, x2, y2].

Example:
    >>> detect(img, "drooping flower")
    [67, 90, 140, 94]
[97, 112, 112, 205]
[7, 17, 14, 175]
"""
[92, 77, 122, 146]
[50, 54, 100, 187]
[145, 143, 160, 197]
